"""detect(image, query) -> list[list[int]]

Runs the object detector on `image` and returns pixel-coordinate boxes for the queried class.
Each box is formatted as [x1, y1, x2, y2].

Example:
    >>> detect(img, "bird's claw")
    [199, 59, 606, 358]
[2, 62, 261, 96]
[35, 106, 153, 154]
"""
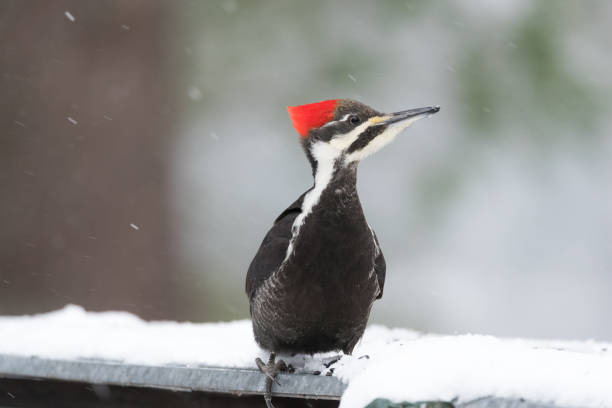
[256, 354, 286, 385]
[256, 353, 288, 407]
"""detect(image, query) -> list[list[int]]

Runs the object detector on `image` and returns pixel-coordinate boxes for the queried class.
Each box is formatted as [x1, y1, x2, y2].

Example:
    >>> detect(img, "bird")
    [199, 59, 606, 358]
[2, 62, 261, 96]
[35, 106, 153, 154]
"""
[245, 99, 439, 407]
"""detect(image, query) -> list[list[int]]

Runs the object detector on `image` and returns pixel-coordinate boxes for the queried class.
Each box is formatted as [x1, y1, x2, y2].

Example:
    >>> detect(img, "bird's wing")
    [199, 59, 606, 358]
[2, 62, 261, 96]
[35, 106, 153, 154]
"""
[371, 229, 386, 299]
[245, 194, 305, 303]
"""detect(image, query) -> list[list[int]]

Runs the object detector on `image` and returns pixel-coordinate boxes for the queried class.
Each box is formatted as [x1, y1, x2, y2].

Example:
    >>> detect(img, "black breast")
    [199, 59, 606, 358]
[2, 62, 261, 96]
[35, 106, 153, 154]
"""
[248, 173, 384, 355]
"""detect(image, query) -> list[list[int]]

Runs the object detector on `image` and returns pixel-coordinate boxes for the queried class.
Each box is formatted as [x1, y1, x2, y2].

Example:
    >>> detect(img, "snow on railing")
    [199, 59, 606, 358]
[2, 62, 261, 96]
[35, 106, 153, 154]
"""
[1, 305, 611, 407]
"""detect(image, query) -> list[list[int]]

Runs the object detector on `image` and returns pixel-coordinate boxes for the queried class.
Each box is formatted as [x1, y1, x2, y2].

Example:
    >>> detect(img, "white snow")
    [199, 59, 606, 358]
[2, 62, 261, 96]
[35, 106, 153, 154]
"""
[0, 305, 263, 367]
[1, 306, 611, 407]
[187, 86, 202, 101]
[64, 11, 75, 22]
[336, 326, 612, 408]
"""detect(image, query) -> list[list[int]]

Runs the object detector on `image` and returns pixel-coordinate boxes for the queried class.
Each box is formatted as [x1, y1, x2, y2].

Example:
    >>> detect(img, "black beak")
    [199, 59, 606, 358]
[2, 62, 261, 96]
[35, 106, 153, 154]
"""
[383, 105, 440, 125]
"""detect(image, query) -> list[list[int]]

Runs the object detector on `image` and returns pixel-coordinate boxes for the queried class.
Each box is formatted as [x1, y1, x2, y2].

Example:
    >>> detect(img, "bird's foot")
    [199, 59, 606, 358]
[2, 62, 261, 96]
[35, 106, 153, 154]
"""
[319, 354, 344, 376]
[255, 352, 288, 408]
[323, 356, 341, 368]
[256, 352, 287, 385]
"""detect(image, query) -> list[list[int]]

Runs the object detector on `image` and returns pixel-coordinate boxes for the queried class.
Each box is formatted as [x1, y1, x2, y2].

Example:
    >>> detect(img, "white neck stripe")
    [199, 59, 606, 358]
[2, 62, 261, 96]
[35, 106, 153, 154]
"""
[282, 142, 340, 263]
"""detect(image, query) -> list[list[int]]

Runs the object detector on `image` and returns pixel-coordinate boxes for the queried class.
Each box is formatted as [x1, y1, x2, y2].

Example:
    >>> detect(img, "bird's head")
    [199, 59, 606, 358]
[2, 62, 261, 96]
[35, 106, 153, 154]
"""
[287, 99, 439, 173]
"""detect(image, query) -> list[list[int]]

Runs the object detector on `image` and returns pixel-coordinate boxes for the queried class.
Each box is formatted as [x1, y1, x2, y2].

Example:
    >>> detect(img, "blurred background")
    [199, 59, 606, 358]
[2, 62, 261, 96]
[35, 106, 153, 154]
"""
[1, 0, 611, 341]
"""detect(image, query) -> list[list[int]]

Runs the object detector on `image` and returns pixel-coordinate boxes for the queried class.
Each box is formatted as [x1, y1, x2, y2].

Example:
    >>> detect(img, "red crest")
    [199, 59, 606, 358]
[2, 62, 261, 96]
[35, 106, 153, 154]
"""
[287, 100, 338, 138]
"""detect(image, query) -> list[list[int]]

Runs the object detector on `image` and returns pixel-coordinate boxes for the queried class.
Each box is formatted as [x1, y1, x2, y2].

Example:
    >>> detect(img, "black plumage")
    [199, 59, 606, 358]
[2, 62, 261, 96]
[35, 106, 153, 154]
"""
[246, 165, 385, 355]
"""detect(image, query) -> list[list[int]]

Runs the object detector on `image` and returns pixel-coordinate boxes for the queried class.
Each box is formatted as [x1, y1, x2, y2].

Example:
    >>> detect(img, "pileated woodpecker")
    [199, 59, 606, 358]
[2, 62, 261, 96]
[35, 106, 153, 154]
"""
[246, 99, 439, 406]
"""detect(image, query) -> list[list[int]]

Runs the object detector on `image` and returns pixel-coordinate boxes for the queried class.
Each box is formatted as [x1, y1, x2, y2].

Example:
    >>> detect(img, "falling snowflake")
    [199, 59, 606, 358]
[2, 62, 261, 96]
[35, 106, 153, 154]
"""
[187, 86, 203, 101]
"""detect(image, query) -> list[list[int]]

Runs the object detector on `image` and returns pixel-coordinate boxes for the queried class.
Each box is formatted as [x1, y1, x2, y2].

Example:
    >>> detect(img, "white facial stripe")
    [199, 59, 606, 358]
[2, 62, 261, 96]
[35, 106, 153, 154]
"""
[344, 114, 427, 163]
[329, 116, 384, 151]
[319, 114, 351, 129]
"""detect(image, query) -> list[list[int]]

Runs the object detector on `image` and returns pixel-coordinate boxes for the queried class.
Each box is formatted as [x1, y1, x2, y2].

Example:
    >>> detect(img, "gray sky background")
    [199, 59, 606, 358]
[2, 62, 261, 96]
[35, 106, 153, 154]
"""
[172, 1, 612, 340]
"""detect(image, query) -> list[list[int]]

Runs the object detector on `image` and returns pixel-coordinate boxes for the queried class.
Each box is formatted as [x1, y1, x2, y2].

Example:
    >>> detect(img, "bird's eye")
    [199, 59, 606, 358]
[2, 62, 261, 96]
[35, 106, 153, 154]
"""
[349, 115, 361, 125]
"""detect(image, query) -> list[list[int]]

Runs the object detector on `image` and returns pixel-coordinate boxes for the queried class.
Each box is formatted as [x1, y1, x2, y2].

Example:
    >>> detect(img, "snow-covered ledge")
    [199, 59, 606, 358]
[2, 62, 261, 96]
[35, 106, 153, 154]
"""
[0, 305, 611, 407]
